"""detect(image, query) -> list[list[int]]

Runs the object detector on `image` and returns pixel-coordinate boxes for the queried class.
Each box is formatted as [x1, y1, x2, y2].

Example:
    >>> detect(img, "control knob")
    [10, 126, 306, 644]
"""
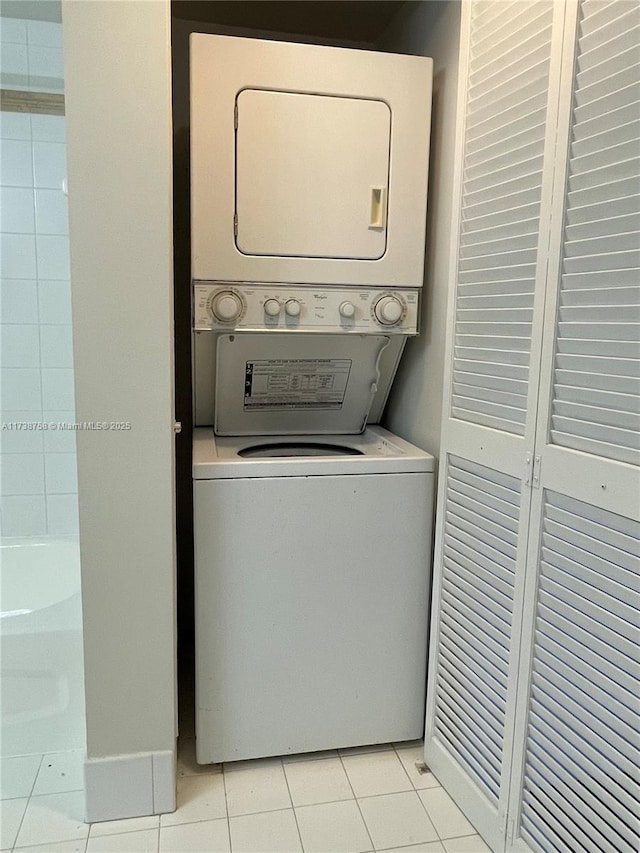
[285, 299, 301, 317]
[339, 301, 355, 319]
[211, 290, 243, 322]
[264, 299, 281, 317]
[374, 295, 404, 326]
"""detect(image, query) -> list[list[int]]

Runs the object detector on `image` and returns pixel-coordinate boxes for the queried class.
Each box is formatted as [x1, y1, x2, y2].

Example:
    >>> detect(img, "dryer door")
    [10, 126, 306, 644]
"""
[235, 90, 390, 261]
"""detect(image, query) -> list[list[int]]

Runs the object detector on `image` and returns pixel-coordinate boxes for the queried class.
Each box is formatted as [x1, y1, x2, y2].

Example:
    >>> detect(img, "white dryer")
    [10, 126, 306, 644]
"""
[193, 426, 434, 764]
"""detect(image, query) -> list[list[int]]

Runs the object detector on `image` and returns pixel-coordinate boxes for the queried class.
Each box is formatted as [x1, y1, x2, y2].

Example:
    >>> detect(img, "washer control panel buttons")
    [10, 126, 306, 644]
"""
[373, 295, 405, 326]
[210, 290, 245, 322]
[194, 284, 419, 334]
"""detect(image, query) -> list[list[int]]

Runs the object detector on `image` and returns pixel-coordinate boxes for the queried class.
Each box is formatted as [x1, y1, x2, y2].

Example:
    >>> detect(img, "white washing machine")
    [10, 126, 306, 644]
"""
[189, 34, 434, 765]
[193, 425, 434, 764]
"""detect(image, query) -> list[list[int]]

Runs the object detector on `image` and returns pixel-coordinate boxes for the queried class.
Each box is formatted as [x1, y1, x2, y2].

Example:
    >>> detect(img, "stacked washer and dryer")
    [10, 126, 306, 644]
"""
[190, 34, 435, 764]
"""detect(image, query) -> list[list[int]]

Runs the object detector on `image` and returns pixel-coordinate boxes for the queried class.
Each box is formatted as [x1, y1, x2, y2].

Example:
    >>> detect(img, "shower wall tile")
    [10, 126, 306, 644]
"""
[43, 412, 78, 453]
[1, 323, 39, 367]
[0, 412, 45, 453]
[35, 189, 68, 235]
[0, 42, 28, 86]
[1, 452, 45, 495]
[1, 187, 36, 233]
[27, 20, 63, 48]
[28, 45, 64, 84]
[1, 17, 27, 43]
[31, 114, 66, 143]
[45, 452, 78, 494]
[46, 494, 79, 535]
[0, 495, 47, 537]
[1, 279, 38, 324]
[0, 19, 77, 540]
[40, 325, 73, 368]
[0, 139, 33, 186]
[1, 368, 42, 411]
[33, 141, 66, 189]
[0, 111, 31, 140]
[36, 235, 70, 279]
[41, 368, 75, 411]
[38, 280, 72, 324]
[1, 233, 37, 278]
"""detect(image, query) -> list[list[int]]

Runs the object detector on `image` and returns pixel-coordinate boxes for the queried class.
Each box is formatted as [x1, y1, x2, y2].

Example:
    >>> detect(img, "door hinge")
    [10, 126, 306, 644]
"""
[507, 818, 516, 845]
[234, 103, 238, 130]
[173, 420, 182, 435]
[532, 454, 542, 489]
[524, 451, 533, 486]
[233, 213, 238, 237]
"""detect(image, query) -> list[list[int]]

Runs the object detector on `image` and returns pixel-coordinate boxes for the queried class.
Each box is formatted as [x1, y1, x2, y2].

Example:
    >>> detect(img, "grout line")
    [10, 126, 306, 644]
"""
[338, 752, 375, 853]
[9, 752, 45, 851]
[280, 760, 304, 852]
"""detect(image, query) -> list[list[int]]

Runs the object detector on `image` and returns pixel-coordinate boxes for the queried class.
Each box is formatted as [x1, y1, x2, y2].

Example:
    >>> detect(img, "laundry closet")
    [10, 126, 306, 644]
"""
[174, 2, 437, 764]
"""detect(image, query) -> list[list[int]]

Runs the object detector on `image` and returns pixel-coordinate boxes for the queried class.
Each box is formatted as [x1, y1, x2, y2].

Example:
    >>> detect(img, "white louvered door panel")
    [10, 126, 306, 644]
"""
[425, 3, 574, 850]
[508, 2, 640, 851]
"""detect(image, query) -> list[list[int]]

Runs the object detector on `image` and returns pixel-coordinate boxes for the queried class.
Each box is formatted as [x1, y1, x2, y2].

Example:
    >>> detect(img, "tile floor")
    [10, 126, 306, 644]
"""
[1, 742, 490, 853]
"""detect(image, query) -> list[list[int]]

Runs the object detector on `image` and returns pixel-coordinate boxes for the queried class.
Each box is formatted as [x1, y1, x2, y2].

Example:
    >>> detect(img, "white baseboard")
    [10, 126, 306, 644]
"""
[84, 748, 176, 823]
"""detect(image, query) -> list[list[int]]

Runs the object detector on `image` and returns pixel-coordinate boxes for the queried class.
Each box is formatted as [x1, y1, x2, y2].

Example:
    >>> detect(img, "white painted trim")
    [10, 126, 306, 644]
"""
[84, 749, 176, 823]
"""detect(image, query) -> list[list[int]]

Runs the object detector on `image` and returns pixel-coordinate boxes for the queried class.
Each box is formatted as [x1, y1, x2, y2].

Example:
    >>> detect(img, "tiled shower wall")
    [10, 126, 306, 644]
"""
[0, 17, 78, 538]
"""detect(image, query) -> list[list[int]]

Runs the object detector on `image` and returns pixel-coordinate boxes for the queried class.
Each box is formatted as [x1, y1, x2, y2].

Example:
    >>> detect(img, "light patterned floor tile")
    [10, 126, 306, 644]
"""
[442, 834, 491, 852]
[224, 761, 291, 816]
[0, 796, 28, 849]
[33, 751, 84, 796]
[358, 791, 439, 850]
[419, 789, 476, 840]
[341, 751, 412, 798]
[160, 774, 226, 827]
[229, 808, 302, 853]
[378, 843, 445, 853]
[90, 815, 160, 837]
[14, 791, 88, 847]
[0, 755, 42, 800]
[284, 757, 353, 807]
[86, 828, 159, 852]
[295, 800, 372, 853]
[394, 746, 441, 790]
[159, 818, 230, 852]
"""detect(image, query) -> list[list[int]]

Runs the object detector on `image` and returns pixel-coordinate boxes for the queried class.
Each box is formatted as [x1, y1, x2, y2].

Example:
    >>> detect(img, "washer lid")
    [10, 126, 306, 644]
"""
[214, 333, 391, 435]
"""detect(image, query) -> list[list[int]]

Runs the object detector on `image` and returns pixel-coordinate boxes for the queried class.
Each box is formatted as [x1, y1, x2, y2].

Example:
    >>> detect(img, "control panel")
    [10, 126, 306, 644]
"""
[194, 283, 420, 335]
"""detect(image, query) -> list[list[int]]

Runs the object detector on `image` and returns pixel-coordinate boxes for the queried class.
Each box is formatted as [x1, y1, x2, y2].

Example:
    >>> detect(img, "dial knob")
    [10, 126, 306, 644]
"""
[264, 298, 281, 317]
[339, 301, 355, 319]
[211, 291, 243, 322]
[374, 295, 404, 325]
[285, 299, 301, 317]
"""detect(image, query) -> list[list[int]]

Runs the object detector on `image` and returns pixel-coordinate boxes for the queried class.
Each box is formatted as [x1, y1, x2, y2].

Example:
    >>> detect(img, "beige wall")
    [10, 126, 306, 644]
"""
[63, 0, 176, 762]
[378, 1, 461, 461]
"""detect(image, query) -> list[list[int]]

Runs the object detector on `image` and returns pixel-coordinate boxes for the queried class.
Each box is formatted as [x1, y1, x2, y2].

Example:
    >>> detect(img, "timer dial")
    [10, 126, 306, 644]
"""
[374, 295, 404, 326]
[264, 298, 281, 317]
[211, 290, 243, 322]
[285, 299, 301, 317]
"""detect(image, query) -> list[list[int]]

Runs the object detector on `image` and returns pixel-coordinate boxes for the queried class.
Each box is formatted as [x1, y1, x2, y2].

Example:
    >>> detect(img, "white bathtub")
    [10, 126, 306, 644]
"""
[0, 538, 86, 756]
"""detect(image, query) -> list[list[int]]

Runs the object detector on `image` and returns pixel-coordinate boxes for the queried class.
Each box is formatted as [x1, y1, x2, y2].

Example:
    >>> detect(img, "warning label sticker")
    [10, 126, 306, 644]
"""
[244, 359, 351, 410]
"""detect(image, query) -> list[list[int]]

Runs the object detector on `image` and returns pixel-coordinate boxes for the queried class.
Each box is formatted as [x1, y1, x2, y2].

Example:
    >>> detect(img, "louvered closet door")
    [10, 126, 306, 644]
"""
[508, 2, 640, 851]
[424, 2, 573, 850]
